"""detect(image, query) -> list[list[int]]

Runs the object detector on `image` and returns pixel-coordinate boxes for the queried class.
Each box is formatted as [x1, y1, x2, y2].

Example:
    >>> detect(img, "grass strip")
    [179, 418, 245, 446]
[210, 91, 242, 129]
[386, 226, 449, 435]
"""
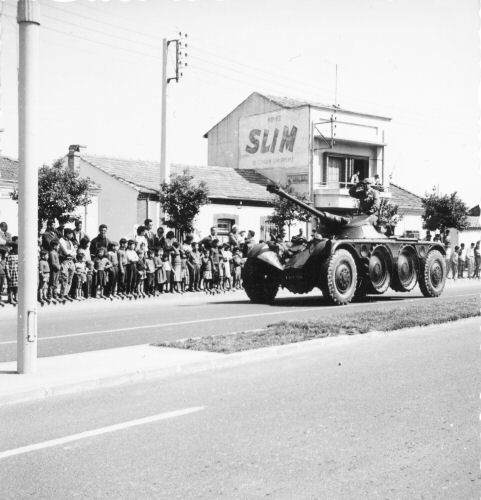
[155, 295, 480, 354]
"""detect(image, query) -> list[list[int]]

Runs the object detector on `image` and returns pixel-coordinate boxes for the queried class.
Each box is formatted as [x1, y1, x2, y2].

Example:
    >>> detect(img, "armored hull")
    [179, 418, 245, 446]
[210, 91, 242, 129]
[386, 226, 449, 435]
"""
[242, 184, 447, 305]
[242, 237, 447, 305]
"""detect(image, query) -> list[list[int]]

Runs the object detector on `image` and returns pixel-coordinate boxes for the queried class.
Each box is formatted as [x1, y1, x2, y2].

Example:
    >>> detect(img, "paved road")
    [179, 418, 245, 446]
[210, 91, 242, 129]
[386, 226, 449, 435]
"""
[0, 318, 479, 499]
[0, 281, 479, 362]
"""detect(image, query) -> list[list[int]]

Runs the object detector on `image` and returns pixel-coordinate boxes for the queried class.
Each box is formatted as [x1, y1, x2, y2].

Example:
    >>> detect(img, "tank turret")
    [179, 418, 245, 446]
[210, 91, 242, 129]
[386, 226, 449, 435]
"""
[266, 184, 383, 239]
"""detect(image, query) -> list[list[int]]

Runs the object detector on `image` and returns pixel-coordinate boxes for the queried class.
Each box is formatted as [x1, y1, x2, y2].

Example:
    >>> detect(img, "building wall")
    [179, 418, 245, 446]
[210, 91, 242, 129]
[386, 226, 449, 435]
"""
[0, 184, 18, 235]
[207, 93, 282, 168]
[78, 160, 139, 240]
[447, 227, 481, 247]
[73, 196, 99, 237]
[393, 213, 424, 237]
[194, 202, 274, 242]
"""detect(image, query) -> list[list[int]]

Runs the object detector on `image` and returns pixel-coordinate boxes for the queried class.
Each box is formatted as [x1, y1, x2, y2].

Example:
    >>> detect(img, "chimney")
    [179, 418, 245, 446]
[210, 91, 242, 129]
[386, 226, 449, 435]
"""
[68, 144, 86, 173]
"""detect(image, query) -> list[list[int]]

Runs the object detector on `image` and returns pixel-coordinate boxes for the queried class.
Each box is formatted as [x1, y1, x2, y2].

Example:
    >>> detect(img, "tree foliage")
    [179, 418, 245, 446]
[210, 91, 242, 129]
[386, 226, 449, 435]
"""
[422, 191, 469, 231]
[10, 158, 93, 225]
[377, 200, 403, 229]
[268, 185, 312, 234]
[159, 170, 209, 241]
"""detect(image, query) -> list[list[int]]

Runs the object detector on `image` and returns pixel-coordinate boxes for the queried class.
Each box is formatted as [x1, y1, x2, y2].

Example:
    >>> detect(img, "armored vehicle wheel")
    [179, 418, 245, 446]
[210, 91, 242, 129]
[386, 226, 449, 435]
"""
[368, 247, 391, 294]
[419, 250, 446, 297]
[242, 260, 279, 304]
[392, 246, 418, 292]
[322, 249, 357, 305]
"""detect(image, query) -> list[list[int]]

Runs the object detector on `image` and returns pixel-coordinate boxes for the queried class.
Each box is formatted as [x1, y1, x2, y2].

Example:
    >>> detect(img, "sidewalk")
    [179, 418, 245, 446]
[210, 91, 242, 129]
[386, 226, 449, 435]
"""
[1, 316, 479, 408]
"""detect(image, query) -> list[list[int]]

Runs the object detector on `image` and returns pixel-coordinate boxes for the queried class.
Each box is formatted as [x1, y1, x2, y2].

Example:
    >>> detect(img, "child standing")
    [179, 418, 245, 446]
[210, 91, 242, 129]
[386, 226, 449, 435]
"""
[450, 245, 459, 281]
[201, 249, 213, 294]
[171, 242, 182, 293]
[107, 242, 120, 298]
[145, 249, 156, 296]
[162, 249, 172, 293]
[136, 249, 147, 298]
[0, 250, 7, 306]
[48, 240, 61, 303]
[154, 248, 166, 293]
[5, 242, 19, 305]
[221, 244, 233, 291]
[125, 239, 139, 297]
[38, 250, 50, 305]
[232, 248, 243, 289]
[73, 253, 87, 300]
[180, 250, 190, 293]
[117, 238, 128, 297]
[210, 239, 220, 293]
[85, 261, 94, 298]
[93, 247, 112, 298]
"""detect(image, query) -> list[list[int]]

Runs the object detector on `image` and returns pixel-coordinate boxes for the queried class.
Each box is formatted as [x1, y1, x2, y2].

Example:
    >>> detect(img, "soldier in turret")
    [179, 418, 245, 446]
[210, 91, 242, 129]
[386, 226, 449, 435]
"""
[348, 178, 381, 215]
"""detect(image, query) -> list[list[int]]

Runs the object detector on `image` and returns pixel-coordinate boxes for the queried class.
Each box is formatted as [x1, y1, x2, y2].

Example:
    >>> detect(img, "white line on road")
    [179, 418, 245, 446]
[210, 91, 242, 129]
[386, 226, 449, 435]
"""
[0, 406, 205, 460]
[0, 292, 478, 346]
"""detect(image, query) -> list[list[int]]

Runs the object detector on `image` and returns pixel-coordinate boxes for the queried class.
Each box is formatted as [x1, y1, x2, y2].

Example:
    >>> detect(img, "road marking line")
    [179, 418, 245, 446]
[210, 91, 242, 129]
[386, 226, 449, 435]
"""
[0, 406, 205, 460]
[0, 292, 478, 346]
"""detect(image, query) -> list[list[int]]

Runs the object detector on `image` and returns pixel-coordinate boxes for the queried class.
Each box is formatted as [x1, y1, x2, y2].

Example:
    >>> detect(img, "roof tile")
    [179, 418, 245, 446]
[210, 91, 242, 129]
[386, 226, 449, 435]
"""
[81, 155, 274, 202]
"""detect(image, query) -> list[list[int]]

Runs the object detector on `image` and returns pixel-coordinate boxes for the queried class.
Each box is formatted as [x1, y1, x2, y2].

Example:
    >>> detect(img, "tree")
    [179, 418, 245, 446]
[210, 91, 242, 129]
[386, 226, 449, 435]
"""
[377, 200, 403, 233]
[10, 158, 93, 227]
[159, 170, 209, 241]
[422, 191, 469, 231]
[268, 185, 312, 239]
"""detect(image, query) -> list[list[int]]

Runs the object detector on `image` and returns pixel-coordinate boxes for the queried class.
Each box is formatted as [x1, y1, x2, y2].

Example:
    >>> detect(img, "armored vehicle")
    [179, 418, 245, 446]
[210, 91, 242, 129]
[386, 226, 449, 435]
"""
[242, 185, 447, 305]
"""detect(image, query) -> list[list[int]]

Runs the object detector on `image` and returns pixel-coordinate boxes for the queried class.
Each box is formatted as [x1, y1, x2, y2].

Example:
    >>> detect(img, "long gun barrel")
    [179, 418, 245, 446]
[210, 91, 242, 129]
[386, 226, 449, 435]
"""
[266, 184, 350, 226]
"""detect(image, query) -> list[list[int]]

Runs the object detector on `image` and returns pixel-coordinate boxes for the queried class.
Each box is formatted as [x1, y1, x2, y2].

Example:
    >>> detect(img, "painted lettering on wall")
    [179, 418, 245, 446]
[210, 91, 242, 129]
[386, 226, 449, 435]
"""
[245, 126, 298, 154]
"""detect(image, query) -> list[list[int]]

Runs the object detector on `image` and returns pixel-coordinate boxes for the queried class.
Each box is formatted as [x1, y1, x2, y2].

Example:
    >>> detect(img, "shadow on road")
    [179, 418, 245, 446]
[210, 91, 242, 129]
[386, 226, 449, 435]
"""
[210, 294, 420, 308]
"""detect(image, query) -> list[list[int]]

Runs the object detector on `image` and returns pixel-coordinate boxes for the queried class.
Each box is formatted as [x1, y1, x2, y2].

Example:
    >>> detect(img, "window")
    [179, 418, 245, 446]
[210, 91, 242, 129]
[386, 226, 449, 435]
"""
[322, 154, 369, 188]
[216, 218, 234, 244]
[403, 230, 420, 239]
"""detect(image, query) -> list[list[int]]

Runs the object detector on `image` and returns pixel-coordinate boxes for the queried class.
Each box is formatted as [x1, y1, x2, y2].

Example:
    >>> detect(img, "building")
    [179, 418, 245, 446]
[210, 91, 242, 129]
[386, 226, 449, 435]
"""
[0, 156, 19, 235]
[448, 205, 481, 247]
[204, 92, 390, 212]
[0, 154, 100, 236]
[204, 91, 425, 235]
[66, 147, 276, 242]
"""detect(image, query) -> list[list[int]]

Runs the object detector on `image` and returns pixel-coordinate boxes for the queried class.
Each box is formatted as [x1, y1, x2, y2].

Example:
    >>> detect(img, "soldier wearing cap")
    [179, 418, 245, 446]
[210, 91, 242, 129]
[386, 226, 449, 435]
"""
[349, 177, 381, 215]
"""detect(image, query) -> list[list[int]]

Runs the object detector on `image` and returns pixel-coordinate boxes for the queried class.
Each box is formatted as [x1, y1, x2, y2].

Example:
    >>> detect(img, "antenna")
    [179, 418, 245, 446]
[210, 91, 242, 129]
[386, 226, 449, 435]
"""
[334, 63, 338, 107]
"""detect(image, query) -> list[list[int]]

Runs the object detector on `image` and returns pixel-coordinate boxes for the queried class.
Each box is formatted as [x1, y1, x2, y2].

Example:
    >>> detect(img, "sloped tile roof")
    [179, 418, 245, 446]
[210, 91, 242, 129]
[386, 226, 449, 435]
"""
[81, 155, 274, 203]
[0, 156, 19, 181]
[388, 183, 424, 214]
[468, 204, 480, 217]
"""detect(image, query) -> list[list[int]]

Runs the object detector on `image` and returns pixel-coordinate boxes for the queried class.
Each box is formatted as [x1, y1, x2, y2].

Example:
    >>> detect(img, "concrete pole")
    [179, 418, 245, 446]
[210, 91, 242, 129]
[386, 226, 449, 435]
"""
[160, 38, 168, 188]
[17, 0, 40, 374]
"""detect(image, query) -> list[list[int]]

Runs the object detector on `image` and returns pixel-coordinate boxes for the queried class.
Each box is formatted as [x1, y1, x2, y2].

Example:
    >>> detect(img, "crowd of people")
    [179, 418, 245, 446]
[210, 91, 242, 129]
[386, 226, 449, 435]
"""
[1, 218, 480, 307]
[0, 219, 259, 307]
[425, 229, 481, 280]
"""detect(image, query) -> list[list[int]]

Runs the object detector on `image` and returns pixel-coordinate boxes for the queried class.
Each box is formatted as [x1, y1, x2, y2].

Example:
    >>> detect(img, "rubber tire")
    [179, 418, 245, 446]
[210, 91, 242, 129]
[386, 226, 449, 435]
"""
[367, 248, 391, 294]
[418, 250, 446, 297]
[242, 260, 279, 304]
[322, 249, 358, 305]
[392, 247, 418, 292]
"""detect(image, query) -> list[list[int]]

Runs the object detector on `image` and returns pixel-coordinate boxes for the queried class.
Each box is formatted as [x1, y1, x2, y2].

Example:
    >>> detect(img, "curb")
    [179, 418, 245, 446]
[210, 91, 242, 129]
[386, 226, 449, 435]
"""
[1, 316, 479, 408]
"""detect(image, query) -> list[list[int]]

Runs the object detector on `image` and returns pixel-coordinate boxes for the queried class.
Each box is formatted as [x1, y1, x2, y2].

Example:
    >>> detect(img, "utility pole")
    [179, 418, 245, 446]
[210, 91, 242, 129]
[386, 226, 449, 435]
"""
[160, 32, 188, 192]
[17, 0, 40, 374]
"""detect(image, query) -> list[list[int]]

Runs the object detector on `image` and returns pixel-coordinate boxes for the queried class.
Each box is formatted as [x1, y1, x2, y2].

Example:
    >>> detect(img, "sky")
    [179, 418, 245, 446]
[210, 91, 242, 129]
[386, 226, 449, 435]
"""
[0, 0, 480, 207]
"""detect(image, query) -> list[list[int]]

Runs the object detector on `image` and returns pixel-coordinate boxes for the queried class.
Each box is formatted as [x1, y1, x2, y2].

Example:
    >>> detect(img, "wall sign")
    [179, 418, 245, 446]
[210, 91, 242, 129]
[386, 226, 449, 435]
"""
[239, 108, 309, 169]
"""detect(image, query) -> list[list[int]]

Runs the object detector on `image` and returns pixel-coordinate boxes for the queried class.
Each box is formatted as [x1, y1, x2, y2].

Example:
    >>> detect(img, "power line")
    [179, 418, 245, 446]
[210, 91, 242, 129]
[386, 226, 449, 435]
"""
[39, 0, 169, 42]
